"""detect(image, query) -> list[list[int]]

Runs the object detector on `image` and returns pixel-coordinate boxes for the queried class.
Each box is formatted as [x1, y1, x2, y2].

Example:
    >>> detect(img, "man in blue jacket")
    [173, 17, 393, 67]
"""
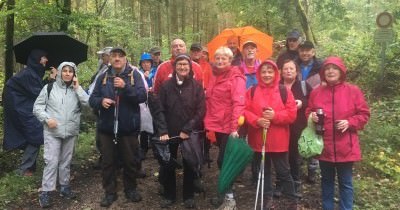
[89, 47, 147, 207]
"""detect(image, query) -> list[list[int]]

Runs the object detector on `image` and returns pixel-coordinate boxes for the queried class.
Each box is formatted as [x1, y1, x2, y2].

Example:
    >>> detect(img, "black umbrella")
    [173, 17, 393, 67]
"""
[14, 32, 88, 67]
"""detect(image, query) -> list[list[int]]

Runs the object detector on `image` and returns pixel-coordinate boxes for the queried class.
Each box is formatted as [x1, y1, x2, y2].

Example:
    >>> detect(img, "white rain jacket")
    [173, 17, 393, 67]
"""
[33, 62, 89, 138]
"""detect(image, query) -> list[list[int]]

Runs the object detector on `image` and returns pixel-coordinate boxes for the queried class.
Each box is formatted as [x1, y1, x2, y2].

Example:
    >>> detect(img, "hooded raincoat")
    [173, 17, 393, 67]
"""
[204, 66, 246, 134]
[3, 49, 47, 150]
[33, 62, 89, 138]
[244, 60, 297, 152]
[306, 57, 370, 163]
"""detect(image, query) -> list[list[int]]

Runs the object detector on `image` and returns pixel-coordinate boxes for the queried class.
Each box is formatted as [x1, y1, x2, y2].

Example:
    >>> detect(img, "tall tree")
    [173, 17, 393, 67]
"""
[59, 0, 71, 32]
[5, 0, 15, 83]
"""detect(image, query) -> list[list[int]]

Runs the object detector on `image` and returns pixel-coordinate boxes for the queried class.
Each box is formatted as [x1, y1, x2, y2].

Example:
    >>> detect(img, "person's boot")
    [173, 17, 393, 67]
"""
[60, 185, 77, 199]
[210, 194, 224, 208]
[294, 181, 302, 198]
[125, 189, 142, 202]
[100, 193, 117, 207]
[39, 191, 52, 208]
[217, 197, 236, 210]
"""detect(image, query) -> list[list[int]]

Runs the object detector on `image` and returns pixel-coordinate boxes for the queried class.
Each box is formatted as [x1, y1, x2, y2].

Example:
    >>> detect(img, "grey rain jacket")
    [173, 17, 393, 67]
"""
[33, 62, 89, 138]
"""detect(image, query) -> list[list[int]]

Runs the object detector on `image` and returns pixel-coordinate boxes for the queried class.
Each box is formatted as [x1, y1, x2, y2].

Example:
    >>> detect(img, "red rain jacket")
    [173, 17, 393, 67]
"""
[306, 57, 370, 162]
[204, 66, 246, 135]
[244, 60, 297, 152]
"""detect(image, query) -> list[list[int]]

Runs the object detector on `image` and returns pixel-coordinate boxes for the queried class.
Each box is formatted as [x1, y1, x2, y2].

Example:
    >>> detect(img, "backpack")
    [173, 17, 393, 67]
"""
[250, 83, 287, 104]
[47, 81, 54, 99]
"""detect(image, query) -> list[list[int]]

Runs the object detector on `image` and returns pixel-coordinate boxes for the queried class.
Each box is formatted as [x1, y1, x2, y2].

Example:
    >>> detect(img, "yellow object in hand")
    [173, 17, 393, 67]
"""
[238, 115, 245, 126]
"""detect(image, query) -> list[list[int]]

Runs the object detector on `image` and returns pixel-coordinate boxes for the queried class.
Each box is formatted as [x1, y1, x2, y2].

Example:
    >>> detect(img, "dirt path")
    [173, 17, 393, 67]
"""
[8, 146, 322, 210]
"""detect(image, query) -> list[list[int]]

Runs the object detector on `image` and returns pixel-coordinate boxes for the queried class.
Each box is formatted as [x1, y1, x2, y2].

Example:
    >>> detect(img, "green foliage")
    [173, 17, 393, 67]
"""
[360, 99, 400, 181]
[0, 173, 39, 209]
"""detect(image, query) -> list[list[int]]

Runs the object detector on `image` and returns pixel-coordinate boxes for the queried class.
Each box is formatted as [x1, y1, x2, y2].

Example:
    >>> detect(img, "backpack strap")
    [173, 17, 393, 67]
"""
[278, 84, 287, 104]
[300, 80, 307, 97]
[47, 82, 54, 99]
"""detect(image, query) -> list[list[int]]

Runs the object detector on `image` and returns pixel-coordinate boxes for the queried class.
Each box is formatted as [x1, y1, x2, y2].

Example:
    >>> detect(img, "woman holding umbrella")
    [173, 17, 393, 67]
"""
[204, 46, 246, 209]
[157, 54, 205, 209]
[244, 60, 299, 209]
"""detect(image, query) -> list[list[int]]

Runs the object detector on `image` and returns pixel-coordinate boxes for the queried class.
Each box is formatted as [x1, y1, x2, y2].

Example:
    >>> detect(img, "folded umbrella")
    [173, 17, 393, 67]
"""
[14, 32, 88, 67]
[218, 136, 254, 194]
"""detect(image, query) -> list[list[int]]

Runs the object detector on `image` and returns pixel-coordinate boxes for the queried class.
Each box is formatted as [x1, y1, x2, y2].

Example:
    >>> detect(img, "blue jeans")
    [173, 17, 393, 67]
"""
[319, 161, 354, 210]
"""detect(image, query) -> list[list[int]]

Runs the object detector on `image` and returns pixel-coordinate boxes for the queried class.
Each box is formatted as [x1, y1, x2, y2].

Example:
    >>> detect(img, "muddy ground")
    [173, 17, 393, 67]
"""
[7, 145, 322, 210]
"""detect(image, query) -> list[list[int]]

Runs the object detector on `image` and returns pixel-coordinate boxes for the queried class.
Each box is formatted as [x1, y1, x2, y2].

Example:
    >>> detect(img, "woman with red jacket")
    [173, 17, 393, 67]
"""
[204, 46, 246, 210]
[244, 60, 299, 209]
[306, 57, 370, 210]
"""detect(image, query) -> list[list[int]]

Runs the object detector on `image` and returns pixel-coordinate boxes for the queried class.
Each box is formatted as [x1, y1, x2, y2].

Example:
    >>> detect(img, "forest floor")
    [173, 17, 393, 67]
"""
[6, 145, 322, 210]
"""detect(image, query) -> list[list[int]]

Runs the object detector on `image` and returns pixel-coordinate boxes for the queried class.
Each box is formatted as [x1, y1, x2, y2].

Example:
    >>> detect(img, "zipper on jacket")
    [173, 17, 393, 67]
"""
[332, 86, 337, 162]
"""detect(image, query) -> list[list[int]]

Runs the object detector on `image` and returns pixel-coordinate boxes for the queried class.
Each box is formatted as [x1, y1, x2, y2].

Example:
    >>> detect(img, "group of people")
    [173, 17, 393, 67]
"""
[2, 28, 370, 210]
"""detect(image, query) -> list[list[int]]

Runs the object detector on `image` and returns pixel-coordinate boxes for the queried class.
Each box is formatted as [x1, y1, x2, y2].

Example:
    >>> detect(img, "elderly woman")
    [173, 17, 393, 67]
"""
[204, 46, 246, 209]
[280, 59, 312, 195]
[306, 57, 370, 210]
[244, 60, 299, 209]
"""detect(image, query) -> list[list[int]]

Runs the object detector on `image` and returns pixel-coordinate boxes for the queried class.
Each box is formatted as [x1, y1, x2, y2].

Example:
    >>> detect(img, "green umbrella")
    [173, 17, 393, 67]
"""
[218, 136, 254, 194]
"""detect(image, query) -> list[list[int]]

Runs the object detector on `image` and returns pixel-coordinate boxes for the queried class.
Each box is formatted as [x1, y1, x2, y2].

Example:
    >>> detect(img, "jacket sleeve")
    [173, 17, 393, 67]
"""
[89, 74, 105, 110]
[347, 86, 370, 131]
[75, 86, 89, 106]
[33, 85, 50, 124]
[182, 83, 206, 134]
[230, 75, 246, 132]
[157, 85, 169, 135]
[153, 64, 165, 94]
[272, 86, 297, 125]
[244, 88, 261, 128]
[121, 70, 147, 105]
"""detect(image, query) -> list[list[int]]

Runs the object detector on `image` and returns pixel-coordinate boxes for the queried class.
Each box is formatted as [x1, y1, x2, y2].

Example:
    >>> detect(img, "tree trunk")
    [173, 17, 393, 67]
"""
[5, 0, 15, 83]
[295, 0, 316, 44]
[170, 0, 178, 37]
[180, 0, 185, 35]
[60, 0, 71, 32]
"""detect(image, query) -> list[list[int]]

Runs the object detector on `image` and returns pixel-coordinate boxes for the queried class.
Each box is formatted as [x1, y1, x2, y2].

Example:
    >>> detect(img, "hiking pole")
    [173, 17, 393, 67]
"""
[113, 88, 120, 144]
[254, 126, 267, 210]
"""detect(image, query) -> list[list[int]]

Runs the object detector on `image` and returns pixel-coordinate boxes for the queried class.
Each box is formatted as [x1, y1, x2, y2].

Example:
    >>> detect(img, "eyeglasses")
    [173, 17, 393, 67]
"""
[176, 63, 190, 67]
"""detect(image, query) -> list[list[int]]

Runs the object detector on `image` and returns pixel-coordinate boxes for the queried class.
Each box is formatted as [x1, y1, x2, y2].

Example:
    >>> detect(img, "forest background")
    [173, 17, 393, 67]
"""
[0, 0, 399, 209]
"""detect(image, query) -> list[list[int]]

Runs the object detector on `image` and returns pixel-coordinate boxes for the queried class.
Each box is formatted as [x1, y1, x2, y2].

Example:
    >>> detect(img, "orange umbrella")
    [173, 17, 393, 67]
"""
[207, 26, 273, 62]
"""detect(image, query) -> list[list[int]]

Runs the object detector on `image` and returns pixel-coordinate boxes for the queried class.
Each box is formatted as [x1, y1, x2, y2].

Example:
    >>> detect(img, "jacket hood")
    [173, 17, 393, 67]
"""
[56, 61, 77, 86]
[172, 54, 194, 85]
[256, 60, 281, 88]
[27, 49, 47, 78]
[320, 56, 347, 83]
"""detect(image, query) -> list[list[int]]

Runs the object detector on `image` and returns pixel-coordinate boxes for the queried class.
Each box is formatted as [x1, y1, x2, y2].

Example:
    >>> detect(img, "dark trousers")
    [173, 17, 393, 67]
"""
[215, 132, 230, 169]
[99, 132, 139, 194]
[253, 152, 297, 199]
[288, 130, 302, 182]
[162, 142, 195, 201]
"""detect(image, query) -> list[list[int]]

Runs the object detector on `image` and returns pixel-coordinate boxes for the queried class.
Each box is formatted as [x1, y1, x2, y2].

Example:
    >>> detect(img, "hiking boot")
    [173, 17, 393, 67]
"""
[125, 189, 142, 202]
[217, 198, 236, 210]
[160, 199, 175, 208]
[100, 193, 117, 207]
[210, 194, 224, 208]
[184, 198, 195, 209]
[39, 191, 52, 208]
[60, 185, 76, 199]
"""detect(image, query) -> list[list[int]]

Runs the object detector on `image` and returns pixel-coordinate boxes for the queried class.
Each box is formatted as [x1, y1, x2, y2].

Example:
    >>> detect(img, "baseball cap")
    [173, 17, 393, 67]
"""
[96, 46, 113, 55]
[242, 40, 257, 49]
[149, 47, 161, 55]
[190, 43, 202, 51]
[299, 41, 315, 49]
[286, 29, 302, 39]
[110, 47, 126, 56]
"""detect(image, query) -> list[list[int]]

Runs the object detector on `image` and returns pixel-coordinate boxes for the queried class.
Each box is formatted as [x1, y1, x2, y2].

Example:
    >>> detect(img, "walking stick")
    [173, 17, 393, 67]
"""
[254, 127, 267, 210]
[113, 88, 120, 144]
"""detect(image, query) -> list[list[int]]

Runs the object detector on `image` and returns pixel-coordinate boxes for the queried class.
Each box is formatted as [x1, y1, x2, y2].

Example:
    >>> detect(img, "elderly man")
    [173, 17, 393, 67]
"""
[89, 47, 147, 207]
[153, 39, 203, 93]
[276, 29, 302, 69]
[150, 46, 163, 68]
[226, 36, 242, 66]
[189, 43, 212, 89]
[88, 47, 112, 95]
[239, 40, 261, 89]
